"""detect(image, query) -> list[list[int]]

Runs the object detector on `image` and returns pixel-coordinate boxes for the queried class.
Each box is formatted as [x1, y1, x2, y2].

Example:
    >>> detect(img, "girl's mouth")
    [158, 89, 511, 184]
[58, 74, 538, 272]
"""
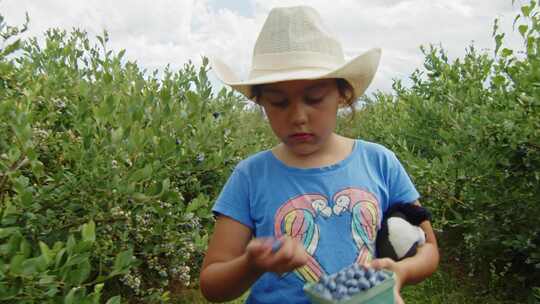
[289, 133, 314, 141]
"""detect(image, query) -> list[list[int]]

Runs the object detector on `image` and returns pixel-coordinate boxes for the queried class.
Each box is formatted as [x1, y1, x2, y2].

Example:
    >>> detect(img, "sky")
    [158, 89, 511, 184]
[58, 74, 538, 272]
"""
[0, 0, 527, 96]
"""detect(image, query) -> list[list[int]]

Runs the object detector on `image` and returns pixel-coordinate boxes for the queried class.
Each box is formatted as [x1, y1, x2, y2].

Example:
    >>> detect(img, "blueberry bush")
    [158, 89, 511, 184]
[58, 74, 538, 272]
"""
[338, 0, 540, 300]
[0, 14, 271, 303]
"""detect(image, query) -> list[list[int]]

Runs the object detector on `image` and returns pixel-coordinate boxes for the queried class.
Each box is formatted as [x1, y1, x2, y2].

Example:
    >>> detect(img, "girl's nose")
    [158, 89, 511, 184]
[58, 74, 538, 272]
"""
[289, 100, 308, 125]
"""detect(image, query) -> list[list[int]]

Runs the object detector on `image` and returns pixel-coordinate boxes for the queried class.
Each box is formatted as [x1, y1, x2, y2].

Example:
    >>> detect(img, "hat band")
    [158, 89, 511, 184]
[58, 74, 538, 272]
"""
[251, 51, 345, 71]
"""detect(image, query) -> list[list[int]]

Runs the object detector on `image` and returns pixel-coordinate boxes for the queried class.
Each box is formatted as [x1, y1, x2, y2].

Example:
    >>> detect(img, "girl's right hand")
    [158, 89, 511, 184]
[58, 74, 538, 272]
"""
[245, 236, 308, 275]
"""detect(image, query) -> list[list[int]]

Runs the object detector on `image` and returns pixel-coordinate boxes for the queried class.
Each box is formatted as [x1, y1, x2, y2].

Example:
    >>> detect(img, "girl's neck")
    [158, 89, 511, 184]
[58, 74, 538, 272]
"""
[272, 134, 355, 169]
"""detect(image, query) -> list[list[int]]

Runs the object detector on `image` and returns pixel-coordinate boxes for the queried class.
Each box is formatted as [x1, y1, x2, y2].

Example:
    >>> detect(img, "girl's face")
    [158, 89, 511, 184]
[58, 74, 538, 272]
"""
[258, 78, 343, 158]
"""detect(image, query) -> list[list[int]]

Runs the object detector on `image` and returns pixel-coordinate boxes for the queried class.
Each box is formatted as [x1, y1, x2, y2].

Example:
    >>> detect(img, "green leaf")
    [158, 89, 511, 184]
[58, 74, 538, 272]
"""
[494, 33, 504, 55]
[81, 220, 96, 243]
[0, 227, 19, 239]
[64, 287, 77, 304]
[19, 191, 33, 207]
[0, 39, 21, 57]
[492, 18, 500, 37]
[512, 14, 521, 30]
[45, 284, 59, 297]
[64, 252, 91, 267]
[66, 260, 91, 285]
[90, 283, 104, 303]
[118, 49, 126, 60]
[132, 192, 151, 202]
[501, 48, 513, 57]
[66, 235, 76, 255]
[20, 238, 31, 258]
[103, 72, 113, 84]
[105, 296, 122, 304]
[186, 194, 208, 213]
[519, 24, 528, 37]
[38, 274, 56, 284]
[20, 257, 43, 275]
[130, 164, 152, 182]
[0, 233, 21, 256]
[113, 249, 135, 273]
[39, 241, 52, 265]
[9, 254, 25, 275]
[186, 91, 200, 105]
[75, 240, 94, 253]
[111, 127, 123, 145]
[55, 248, 67, 268]
[521, 4, 531, 17]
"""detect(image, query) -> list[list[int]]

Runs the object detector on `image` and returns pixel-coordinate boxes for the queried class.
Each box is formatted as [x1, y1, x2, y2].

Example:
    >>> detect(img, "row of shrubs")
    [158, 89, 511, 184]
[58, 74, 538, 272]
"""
[0, 15, 273, 302]
[339, 3, 539, 299]
[0, 1, 538, 302]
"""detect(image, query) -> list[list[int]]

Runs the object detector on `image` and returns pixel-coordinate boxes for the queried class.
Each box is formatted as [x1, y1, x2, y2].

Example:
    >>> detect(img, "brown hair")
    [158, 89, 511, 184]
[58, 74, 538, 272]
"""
[250, 78, 357, 113]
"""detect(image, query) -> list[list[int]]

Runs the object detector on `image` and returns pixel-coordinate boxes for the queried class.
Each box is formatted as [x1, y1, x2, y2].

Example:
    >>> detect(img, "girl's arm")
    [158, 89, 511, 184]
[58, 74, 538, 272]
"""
[396, 218, 439, 285]
[199, 215, 308, 302]
[368, 201, 439, 303]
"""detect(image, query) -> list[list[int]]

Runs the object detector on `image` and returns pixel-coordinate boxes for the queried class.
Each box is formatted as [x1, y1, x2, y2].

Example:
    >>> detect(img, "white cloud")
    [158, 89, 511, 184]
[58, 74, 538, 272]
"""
[0, 0, 526, 94]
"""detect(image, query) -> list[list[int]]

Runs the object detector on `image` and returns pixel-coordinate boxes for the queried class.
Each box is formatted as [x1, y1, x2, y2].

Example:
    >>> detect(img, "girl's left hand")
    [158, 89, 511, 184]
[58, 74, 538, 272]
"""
[364, 258, 406, 304]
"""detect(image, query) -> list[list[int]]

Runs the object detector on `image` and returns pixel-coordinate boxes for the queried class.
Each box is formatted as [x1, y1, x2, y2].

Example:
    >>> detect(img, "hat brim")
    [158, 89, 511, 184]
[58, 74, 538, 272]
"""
[210, 48, 381, 100]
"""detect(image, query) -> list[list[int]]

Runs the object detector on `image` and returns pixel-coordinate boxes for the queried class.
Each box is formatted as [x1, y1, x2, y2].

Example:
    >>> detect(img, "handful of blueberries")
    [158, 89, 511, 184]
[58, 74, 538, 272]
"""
[309, 264, 391, 301]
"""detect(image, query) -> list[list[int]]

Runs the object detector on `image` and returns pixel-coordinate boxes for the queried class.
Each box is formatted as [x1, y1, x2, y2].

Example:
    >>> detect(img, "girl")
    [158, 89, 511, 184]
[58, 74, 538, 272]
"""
[200, 5, 439, 304]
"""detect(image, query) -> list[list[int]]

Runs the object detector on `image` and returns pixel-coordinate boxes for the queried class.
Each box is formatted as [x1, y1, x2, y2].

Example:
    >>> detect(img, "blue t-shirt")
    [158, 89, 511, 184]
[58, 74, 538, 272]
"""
[212, 139, 420, 304]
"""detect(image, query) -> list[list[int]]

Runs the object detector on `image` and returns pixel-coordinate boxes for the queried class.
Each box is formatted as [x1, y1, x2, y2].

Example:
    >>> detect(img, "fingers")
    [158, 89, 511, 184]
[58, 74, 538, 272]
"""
[246, 238, 272, 258]
[365, 258, 394, 270]
[273, 238, 308, 272]
[246, 236, 307, 274]
[367, 258, 405, 291]
[366, 258, 405, 304]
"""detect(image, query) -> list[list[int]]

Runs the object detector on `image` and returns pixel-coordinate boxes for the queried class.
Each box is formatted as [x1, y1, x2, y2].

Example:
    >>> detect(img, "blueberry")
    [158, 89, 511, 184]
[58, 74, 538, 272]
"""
[271, 239, 282, 253]
[354, 268, 366, 279]
[320, 275, 330, 286]
[377, 271, 388, 281]
[348, 286, 360, 295]
[369, 276, 379, 287]
[336, 273, 347, 284]
[351, 263, 362, 272]
[345, 279, 358, 287]
[365, 267, 375, 279]
[328, 280, 337, 291]
[334, 286, 348, 300]
[358, 277, 370, 290]
[346, 268, 356, 279]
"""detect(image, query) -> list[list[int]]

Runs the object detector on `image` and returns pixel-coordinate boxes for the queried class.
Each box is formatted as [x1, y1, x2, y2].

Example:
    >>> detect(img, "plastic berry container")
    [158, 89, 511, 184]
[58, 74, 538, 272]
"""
[303, 269, 395, 304]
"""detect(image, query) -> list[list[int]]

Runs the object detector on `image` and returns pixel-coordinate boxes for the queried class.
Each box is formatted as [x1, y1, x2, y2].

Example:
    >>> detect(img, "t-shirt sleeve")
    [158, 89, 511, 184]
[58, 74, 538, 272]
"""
[387, 152, 420, 206]
[211, 164, 254, 229]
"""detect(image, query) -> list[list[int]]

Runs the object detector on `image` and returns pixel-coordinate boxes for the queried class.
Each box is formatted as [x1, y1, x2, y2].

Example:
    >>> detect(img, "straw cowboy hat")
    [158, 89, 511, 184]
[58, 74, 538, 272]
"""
[210, 5, 381, 100]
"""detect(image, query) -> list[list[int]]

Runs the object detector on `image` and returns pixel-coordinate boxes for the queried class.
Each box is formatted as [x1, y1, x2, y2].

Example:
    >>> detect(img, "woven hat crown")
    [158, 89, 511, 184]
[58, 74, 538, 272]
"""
[253, 6, 344, 60]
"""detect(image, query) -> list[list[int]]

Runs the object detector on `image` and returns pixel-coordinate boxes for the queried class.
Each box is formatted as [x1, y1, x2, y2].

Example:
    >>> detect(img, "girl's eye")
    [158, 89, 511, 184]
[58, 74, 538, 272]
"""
[305, 87, 328, 104]
[305, 96, 324, 104]
[270, 100, 288, 108]
[260, 91, 287, 108]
